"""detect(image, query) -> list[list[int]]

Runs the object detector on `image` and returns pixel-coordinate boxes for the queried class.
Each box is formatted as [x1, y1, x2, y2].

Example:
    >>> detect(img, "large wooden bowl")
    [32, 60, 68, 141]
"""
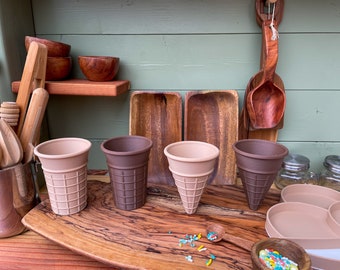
[25, 36, 71, 57]
[78, 56, 120, 81]
[251, 238, 311, 270]
[46, 57, 72, 81]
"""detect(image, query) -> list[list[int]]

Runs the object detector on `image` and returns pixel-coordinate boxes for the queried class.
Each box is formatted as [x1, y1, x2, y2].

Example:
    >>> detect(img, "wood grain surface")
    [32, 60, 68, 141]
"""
[22, 179, 281, 270]
[12, 79, 130, 96]
[0, 230, 114, 269]
[129, 91, 182, 185]
[185, 90, 239, 185]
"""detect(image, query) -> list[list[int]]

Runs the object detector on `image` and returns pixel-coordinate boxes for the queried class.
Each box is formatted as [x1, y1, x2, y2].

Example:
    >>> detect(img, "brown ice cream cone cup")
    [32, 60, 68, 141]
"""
[101, 135, 153, 211]
[238, 168, 277, 210]
[233, 139, 288, 210]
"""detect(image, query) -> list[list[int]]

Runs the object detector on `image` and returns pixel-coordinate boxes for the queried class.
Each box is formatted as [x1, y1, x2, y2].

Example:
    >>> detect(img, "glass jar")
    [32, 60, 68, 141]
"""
[319, 155, 340, 191]
[275, 154, 317, 190]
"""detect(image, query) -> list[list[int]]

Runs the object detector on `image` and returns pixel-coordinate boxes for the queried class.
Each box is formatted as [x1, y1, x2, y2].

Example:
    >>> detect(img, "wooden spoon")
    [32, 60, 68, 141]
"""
[0, 119, 23, 168]
[206, 223, 254, 252]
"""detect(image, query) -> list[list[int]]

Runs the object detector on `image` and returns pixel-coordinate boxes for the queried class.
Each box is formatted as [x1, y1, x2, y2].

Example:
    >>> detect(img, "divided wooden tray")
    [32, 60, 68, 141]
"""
[185, 90, 238, 185]
[129, 91, 182, 185]
[22, 179, 281, 270]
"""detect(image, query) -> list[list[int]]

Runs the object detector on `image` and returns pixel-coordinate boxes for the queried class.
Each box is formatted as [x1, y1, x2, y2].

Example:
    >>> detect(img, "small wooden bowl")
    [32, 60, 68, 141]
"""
[78, 56, 120, 81]
[251, 238, 311, 270]
[25, 36, 71, 57]
[46, 57, 72, 81]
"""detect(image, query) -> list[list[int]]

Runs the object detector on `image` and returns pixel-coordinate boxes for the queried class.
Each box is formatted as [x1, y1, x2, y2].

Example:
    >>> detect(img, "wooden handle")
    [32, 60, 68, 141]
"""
[20, 88, 49, 163]
[222, 234, 254, 252]
[262, 20, 278, 81]
[16, 42, 47, 137]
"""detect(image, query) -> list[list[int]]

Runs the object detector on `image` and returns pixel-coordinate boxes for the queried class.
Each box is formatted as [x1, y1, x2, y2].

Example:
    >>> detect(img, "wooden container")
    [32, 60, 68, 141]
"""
[251, 238, 311, 270]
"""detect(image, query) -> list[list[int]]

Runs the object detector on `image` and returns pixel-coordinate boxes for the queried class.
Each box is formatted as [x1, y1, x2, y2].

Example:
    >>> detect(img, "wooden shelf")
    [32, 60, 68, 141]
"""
[12, 79, 130, 96]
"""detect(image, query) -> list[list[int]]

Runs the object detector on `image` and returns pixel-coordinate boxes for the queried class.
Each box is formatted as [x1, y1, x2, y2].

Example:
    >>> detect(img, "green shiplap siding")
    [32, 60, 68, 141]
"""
[1, 0, 340, 173]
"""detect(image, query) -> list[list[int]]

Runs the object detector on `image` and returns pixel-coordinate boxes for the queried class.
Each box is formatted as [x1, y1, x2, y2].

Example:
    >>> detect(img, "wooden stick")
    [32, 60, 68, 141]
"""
[16, 42, 47, 136]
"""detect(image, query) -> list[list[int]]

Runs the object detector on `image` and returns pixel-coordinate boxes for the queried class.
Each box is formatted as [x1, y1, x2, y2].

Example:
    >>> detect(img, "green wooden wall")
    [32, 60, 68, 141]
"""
[1, 0, 340, 174]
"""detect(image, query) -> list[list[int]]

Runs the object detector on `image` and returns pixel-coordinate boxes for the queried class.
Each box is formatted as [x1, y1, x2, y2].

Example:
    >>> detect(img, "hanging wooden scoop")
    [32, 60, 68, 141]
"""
[16, 41, 47, 137]
[20, 88, 49, 164]
[0, 119, 23, 168]
[246, 20, 285, 129]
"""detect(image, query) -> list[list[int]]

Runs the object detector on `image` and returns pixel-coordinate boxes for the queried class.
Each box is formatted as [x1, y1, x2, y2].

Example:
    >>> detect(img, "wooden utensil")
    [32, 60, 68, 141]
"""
[185, 90, 239, 185]
[206, 223, 254, 251]
[240, 1, 285, 141]
[20, 88, 49, 164]
[0, 119, 23, 168]
[16, 41, 47, 137]
[129, 91, 182, 185]
[246, 20, 285, 130]
[239, 20, 285, 141]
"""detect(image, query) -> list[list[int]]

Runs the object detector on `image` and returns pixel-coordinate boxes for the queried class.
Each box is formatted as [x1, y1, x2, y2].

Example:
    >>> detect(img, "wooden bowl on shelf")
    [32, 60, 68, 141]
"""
[25, 36, 71, 57]
[78, 56, 120, 81]
[46, 57, 72, 81]
[251, 238, 311, 270]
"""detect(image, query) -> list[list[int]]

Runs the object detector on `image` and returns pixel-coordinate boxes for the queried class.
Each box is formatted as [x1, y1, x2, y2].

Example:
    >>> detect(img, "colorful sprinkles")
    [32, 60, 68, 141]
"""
[206, 231, 218, 241]
[177, 233, 217, 266]
[259, 248, 299, 270]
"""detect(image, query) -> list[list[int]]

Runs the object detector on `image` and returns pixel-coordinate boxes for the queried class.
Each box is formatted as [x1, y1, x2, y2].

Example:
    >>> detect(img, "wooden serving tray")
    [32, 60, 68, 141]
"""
[129, 91, 182, 185]
[22, 179, 280, 270]
[185, 90, 239, 185]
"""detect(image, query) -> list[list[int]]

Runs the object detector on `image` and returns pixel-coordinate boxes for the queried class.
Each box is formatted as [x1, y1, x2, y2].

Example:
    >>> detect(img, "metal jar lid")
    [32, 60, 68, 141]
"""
[282, 153, 310, 172]
[323, 155, 340, 174]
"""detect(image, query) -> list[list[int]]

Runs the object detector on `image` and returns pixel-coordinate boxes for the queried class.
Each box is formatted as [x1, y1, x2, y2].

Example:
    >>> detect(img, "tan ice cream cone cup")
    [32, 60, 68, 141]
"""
[171, 171, 210, 214]
[34, 138, 91, 215]
[164, 141, 219, 214]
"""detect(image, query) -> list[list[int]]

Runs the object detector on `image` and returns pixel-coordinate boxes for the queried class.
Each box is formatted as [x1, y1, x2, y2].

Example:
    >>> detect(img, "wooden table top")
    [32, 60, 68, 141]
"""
[0, 177, 281, 269]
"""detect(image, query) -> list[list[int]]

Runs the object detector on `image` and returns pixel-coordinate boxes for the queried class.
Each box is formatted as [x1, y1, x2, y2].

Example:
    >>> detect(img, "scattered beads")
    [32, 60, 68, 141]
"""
[259, 249, 299, 270]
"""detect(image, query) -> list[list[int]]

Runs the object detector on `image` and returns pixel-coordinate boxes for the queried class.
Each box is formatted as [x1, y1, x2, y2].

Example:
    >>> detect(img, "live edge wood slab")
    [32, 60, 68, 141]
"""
[22, 178, 281, 270]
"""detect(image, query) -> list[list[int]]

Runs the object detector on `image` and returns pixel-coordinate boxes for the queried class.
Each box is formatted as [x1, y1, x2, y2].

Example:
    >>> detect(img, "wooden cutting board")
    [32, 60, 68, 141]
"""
[129, 91, 182, 185]
[184, 90, 239, 185]
[22, 179, 281, 270]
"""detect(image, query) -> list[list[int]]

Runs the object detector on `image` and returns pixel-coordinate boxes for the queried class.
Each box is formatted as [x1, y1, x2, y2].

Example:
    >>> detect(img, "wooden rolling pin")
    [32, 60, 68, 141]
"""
[19, 88, 49, 164]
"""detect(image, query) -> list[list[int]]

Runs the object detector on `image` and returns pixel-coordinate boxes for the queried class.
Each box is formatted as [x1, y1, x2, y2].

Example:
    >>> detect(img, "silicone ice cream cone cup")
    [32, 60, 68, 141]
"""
[233, 139, 288, 210]
[164, 141, 219, 214]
